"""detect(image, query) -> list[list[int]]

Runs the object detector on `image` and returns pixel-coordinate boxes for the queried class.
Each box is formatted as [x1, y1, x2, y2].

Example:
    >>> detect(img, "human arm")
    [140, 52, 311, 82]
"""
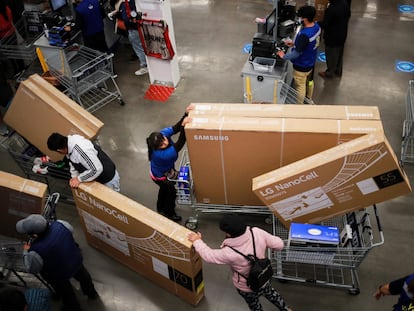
[172, 104, 195, 134]
[23, 249, 44, 274]
[70, 143, 104, 184]
[374, 276, 409, 299]
[374, 283, 391, 299]
[277, 34, 309, 60]
[187, 232, 233, 265]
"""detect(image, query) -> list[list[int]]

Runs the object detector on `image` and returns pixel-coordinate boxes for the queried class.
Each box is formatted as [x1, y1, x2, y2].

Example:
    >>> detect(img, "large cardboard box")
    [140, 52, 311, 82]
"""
[252, 133, 412, 228]
[190, 103, 381, 120]
[185, 116, 384, 206]
[0, 171, 48, 238]
[72, 183, 204, 306]
[4, 74, 104, 161]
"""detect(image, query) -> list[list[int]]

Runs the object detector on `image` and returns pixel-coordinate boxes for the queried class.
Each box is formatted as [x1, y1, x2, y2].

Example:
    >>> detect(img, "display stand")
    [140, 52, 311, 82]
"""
[137, 0, 180, 87]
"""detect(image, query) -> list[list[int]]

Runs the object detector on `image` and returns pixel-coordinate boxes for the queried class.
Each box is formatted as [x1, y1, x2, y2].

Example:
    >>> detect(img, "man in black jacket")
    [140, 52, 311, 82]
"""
[318, 0, 351, 78]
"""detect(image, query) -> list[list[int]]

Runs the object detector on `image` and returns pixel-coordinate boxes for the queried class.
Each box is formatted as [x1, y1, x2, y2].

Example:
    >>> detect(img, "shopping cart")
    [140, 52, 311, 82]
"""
[173, 149, 272, 230]
[0, 131, 73, 204]
[243, 77, 314, 105]
[0, 193, 59, 290]
[46, 44, 124, 112]
[400, 80, 414, 165]
[271, 204, 384, 294]
[0, 11, 43, 62]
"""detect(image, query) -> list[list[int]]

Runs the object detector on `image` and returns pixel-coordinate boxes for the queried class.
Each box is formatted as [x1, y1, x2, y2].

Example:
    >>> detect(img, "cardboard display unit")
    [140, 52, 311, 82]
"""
[185, 116, 384, 206]
[4, 74, 104, 161]
[0, 171, 48, 238]
[252, 133, 412, 228]
[190, 103, 381, 120]
[72, 182, 204, 306]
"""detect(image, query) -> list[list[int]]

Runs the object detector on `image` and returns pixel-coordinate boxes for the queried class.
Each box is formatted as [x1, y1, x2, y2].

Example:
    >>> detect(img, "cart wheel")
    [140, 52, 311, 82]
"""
[264, 216, 273, 225]
[185, 218, 198, 230]
[348, 288, 360, 295]
[119, 100, 125, 106]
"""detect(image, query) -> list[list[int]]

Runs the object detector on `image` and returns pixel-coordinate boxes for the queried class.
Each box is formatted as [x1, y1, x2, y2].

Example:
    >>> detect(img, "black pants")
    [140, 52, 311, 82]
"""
[47, 264, 97, 311]
[237, 282, 290, 311]
[325, 45, 345, 77]
[83, 31, 108, 53]
[153, 179, 177, 218]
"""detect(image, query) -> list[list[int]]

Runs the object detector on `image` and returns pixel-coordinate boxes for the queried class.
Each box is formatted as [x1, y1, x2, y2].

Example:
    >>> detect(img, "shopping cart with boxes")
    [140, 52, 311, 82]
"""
[0, 131, 73, 204]
[0, 193, 59, 290]
[400, 80, 414, 165]
[175, 149, 385, 294]
[271, 204, 384, 294]
[173, 149, 275, 230]
[45, 44, 124, 113]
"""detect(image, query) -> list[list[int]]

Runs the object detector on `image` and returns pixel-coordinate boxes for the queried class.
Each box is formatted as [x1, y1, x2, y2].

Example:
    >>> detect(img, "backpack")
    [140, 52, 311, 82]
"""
[228, 227, 273, 291]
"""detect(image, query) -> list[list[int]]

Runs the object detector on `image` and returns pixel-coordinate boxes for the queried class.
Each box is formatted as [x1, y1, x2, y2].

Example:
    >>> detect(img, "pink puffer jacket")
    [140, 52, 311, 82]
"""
[192, 226, 284, 292]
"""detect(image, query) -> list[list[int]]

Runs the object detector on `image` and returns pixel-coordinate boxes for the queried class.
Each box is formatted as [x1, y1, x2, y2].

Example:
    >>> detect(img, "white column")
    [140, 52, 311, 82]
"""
[136, 0, 180, 87]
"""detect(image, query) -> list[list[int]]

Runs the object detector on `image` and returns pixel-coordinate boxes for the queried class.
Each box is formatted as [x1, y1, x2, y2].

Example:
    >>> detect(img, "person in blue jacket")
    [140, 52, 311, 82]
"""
[16, 214, 99, 311]
[146, 104, 193, 221]
[277, 5, 321, 104]
[75, 0, 108, 52]
[374, 274, 414, 311]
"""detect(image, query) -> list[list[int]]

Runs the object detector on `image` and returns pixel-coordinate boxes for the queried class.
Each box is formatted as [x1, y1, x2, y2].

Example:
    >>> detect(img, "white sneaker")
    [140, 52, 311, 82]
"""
[135, 67, 148, 76]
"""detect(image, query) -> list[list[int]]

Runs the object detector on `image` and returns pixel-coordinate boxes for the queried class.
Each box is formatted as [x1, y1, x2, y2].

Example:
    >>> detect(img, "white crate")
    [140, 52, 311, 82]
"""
[252, 57, 276, 73]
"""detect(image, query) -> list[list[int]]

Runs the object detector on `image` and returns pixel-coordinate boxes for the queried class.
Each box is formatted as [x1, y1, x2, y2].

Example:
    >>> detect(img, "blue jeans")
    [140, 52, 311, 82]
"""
[128, 29, 147, 67]
[104, 170, 120, 192]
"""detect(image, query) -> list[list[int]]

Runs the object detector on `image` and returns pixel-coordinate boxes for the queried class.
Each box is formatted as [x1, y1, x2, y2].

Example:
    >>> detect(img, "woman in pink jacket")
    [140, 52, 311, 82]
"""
[188, 215, 292, 311]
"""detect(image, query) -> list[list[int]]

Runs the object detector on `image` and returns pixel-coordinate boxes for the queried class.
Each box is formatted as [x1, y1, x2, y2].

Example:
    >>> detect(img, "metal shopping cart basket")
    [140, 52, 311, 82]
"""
[173, 149, 272, 230]
[0, 131, 73, 204]
[0, 11, 43, 62]
[271, 204, 384, 294]
[0, 193, 59, 290]
[46, 44, 124, 112]
[400, 80, 414, 165]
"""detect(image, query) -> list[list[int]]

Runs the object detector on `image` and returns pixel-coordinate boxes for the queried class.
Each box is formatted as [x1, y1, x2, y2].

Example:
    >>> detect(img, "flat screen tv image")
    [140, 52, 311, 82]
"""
[50, 0, 68, 12]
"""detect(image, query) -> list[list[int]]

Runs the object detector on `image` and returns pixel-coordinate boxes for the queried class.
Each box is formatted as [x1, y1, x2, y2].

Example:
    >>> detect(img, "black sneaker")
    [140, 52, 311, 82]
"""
[169, 215, 182, 222]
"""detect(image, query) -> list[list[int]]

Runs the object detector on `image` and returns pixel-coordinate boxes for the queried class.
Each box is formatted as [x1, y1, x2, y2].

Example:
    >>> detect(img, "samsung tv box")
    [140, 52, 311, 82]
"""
[288, 223, 340, 247]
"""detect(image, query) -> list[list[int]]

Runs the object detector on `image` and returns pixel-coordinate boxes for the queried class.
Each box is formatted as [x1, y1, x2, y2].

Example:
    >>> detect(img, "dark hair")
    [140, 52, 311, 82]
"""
[146, 132, 164, 161]
[219, 214, 247, 238]
[47, 133, 67, 151]
[297, 5, 316, 22]
[0, 287, 27, 311]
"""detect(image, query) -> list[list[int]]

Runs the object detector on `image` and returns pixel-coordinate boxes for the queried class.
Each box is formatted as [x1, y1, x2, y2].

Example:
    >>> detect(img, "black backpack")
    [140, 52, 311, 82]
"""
[228, 227, 273, 291]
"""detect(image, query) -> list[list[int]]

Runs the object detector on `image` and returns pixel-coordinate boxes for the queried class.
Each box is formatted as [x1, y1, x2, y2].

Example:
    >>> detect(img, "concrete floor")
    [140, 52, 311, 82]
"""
[1, 0, 414, 310]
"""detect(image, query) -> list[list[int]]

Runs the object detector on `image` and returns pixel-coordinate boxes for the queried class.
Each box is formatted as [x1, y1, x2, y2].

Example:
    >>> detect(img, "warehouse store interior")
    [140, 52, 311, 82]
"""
[1, 0, 414, 310]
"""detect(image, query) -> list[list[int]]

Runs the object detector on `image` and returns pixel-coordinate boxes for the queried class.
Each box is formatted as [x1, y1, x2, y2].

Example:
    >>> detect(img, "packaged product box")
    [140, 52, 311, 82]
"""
[0, 171, 48, 238]
[190, 103, 381, 120]
[185, 116, 384, 206]
[72, 182, 204, 306]
[252, 133, 412, 228]
[4, 74, 104, 162]
[288, 223, 340, 247]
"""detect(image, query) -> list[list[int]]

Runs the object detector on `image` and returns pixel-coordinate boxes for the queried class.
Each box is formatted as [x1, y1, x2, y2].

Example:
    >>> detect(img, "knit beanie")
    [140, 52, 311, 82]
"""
[16, 214, 48, 234]
[219, 215, 247, 238]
